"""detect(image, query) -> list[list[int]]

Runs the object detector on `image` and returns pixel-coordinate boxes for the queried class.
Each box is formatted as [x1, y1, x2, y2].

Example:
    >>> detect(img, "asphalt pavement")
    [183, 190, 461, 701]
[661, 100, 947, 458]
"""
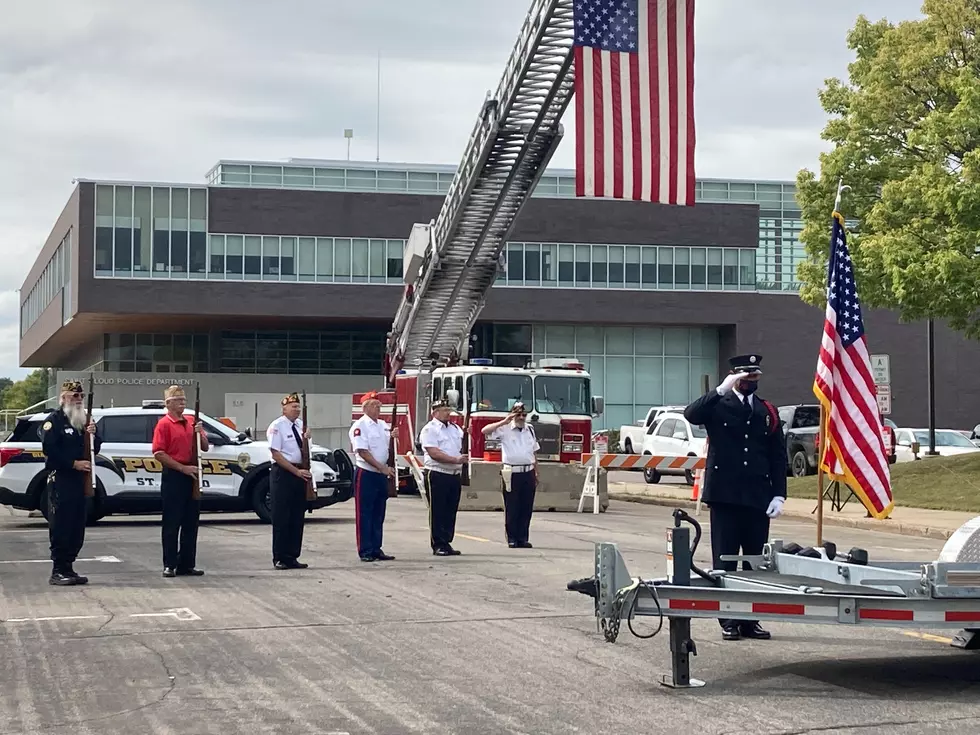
[1, 496, 978, 735]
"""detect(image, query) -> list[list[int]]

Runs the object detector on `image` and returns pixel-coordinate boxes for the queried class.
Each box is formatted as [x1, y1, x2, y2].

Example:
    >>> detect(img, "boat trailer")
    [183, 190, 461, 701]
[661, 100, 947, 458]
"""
[567, 509, 980, 689]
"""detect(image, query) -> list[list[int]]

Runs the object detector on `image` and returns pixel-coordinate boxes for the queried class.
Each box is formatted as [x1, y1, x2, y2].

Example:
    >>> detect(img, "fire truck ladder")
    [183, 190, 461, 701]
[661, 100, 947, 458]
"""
[384, 0, 575, 384]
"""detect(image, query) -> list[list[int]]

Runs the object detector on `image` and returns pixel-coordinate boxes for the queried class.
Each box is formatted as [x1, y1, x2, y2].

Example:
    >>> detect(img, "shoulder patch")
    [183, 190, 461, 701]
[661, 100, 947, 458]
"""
[353, 428, 361, 437]
[42, 421, 52, 431]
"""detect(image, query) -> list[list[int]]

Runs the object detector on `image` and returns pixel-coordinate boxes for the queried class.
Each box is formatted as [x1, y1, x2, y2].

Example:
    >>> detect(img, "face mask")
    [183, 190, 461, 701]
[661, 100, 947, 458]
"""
[737, 379, 759, 395]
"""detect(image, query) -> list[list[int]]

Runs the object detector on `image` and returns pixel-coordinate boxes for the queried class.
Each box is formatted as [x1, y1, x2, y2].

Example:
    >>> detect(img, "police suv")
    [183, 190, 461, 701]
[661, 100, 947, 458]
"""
[0, 401, 354, 525]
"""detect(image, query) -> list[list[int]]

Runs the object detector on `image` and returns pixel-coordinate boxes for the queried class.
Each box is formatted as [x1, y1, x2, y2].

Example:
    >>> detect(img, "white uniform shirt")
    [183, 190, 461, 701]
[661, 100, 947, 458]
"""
[419, 419, 464, 475]
[267, 415, 306, 464]
[349, 414, 391, 473]
[492, 423, 540, 467]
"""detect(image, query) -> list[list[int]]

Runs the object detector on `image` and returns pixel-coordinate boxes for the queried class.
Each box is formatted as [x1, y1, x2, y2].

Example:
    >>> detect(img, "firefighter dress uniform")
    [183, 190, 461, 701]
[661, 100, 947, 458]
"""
[41, 380, 103, 586]
[419, 400, 466, 555]
[491, 402, 540, 548]
[349, 393, 396, 562]
[683, 354, 787, 641]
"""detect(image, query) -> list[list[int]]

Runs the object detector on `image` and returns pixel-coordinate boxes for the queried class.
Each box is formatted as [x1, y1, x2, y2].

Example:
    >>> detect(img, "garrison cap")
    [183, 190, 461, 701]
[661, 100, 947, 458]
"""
[512, 401, 528, 414]
[281, 392, 301, 406]
[431, 399, 450, 410]
[61, 379, 82, 393]
[361, 391, 380, 404]
[164, 385, 186, 401]
[729, 354, 763, 374]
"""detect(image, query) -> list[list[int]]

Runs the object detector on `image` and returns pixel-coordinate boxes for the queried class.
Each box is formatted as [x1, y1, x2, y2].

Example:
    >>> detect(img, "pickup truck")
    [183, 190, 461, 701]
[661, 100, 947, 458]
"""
[777, 404, 821, 477]
[619, 405, 687, 453]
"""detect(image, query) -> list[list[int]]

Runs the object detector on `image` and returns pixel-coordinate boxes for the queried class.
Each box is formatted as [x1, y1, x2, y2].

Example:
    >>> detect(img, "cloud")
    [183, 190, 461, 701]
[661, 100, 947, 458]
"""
[0, 0, 925, 378]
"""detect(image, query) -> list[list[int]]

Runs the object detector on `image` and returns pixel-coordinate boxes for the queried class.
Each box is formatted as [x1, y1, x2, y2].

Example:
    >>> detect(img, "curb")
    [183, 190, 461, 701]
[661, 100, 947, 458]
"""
[608, 491, 955, 541]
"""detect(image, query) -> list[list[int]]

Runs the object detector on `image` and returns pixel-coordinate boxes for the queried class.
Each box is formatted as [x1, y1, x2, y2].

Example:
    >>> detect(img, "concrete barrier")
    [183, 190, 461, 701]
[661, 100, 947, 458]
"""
[456, 460, 609, 512]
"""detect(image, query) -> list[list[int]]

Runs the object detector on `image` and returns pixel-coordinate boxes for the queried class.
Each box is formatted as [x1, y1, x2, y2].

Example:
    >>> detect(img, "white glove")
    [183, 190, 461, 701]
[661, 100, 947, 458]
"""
[716, 372, 747, 395]
[766, 496, 785, 518]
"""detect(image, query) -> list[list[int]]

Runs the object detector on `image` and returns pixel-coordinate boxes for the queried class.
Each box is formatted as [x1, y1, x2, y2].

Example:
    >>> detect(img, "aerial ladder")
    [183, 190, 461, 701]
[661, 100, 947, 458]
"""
[383, 0, 576, 385]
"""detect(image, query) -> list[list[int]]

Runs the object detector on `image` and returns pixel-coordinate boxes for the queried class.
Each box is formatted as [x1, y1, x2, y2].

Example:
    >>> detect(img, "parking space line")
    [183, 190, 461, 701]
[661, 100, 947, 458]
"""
[902, 630, 954, 644]
[6, 615, 104, 623]
[130, 607, 201, 622]
[456, 533, 492, 544]
[0, 555, 121, 564]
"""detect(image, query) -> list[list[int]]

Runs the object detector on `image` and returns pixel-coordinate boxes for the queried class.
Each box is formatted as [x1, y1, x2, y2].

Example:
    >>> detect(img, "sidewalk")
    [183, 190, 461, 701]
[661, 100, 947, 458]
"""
[609, 481, 977, 541]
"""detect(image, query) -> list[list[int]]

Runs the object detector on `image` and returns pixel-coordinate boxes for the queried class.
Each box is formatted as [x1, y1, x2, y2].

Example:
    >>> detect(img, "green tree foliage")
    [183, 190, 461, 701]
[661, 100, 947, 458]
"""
[1, 369, 52, 411]
[796, 0, 980, 337]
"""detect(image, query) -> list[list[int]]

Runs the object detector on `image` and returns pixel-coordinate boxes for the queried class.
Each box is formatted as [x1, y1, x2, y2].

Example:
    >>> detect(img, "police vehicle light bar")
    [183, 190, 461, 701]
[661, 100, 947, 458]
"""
[537, 359, 584, 370]
[469, 358, 493, 366]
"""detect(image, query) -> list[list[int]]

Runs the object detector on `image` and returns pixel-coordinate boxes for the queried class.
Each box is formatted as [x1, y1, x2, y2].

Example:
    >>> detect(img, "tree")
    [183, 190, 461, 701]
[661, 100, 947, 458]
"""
[796, 0, 980, 338]
[2, 369, 52, 411]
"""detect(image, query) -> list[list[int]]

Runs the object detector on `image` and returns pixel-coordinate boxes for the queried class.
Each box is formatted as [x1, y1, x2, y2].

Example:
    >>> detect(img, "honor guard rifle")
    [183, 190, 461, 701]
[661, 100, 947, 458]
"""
[387, 401, 399, 498]
[192, 382, 202, 500]
[83, 373, 95, 498]
[301, 391, 315, 502]
[460, 407, 471, 487]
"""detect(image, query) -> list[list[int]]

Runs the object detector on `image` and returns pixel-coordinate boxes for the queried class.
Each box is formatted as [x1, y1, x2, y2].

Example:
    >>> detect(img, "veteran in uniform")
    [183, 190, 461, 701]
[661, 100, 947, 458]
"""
[419, 399, 467, 556]
[40, 380, 102, 586]
[482, 402, 539, 548]
[349, 393, 397, 562]
[151, 385, 209, 578]
[267, 392, 313, 570]
[684, 354, 787, 641]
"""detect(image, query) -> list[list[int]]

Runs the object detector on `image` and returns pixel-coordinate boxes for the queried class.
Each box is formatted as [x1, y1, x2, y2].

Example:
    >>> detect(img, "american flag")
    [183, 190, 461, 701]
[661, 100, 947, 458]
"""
[812, 212, 893, 519]
[573, 0, 695, 205]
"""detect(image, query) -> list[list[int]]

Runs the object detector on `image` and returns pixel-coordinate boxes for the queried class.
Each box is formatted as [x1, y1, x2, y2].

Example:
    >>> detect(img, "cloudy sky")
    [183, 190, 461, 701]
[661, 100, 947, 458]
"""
[0, 0, 923, 380]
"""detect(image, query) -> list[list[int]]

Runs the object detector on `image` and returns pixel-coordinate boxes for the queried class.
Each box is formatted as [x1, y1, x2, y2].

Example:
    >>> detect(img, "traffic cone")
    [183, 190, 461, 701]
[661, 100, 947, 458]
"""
[691, 468, 702, 501]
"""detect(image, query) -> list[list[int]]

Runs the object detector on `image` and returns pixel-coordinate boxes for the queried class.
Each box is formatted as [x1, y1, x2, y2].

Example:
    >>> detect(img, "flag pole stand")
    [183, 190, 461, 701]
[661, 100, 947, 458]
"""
[816, 404, 826, 546]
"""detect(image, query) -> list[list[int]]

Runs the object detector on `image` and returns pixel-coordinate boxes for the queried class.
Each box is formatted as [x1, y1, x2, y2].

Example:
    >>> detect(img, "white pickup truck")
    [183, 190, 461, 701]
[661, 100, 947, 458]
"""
[618, 405, 686, 454]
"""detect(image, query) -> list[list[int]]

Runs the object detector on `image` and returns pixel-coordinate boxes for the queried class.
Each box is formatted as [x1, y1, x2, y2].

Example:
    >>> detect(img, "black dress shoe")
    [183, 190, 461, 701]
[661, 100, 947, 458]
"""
[508, 541, 518, 548]
[360, 555, 379, 562]
[290, 561, 309, 569]
[518, 542, 533, 548]
[433, 548, 452, 556]
[162, 568, 176, 578]
[278, 560, 307, 569]
[740, 622, 772, 640]
[721, 624, 741, 641]
[177, 568, 205, 576]
[375, 551, 395, 561]
[49, 572, 78, 586]
[66, 568, 89, 584]
[446, 547, 461, 556]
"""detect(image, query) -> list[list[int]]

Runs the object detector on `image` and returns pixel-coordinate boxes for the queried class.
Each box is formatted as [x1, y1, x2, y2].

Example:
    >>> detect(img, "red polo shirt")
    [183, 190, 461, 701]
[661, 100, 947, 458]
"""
[152, 412, 196, 464]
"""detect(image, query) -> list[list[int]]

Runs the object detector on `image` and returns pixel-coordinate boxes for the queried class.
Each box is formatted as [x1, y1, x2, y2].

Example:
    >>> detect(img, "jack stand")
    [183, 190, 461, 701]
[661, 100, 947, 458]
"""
[951, 628, 980, 650]
[659, 617, 705, 689]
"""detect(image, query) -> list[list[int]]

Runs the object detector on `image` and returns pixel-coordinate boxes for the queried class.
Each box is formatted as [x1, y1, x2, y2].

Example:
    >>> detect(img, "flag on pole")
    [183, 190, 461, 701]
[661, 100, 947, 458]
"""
[573, 0, 696, 205]
[812, 210, 894, 519]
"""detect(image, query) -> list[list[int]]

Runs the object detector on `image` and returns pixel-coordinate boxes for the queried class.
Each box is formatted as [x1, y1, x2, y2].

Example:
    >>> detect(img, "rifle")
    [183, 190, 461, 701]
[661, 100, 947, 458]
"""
[192, 382, 202, 500]
[387, 400, 399, 498]
[301, 391, 315, 502]
[83, 373, 95, 498]
[460, 408, 471, 487]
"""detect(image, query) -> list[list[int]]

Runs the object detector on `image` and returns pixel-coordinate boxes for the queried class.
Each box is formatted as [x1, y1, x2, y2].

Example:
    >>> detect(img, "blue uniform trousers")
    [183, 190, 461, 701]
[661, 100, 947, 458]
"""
[354, 467, 388, 558]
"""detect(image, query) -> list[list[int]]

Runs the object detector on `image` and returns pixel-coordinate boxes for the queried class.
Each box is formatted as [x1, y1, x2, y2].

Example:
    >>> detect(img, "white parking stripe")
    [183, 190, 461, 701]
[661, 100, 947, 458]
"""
[0, 555, 121, 564]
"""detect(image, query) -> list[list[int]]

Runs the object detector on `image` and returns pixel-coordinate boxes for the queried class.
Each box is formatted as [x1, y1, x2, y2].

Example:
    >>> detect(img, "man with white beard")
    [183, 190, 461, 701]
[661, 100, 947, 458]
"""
[40, 380, 102, 586]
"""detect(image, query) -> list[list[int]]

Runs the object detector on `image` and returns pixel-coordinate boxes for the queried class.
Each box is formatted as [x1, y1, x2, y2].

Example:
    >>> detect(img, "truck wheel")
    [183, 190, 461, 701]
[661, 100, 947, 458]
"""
[251, 476, 273, 523]
[624, 438, 634, 454]
[684, 469, 695, 486]
[644, 468, 661, 484]
[791, 450, 812, 478]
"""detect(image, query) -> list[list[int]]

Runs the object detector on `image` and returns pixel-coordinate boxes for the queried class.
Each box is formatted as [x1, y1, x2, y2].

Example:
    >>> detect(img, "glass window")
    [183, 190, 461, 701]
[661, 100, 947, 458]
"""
[387, 240, 403, 279]
[534, 375, 590, 414]
[262, 236, 280, 277]
[739, 248, 756, 289]
[346, 170, 377, 190]
[467, 374, 532, 413]
[673, 248, 690, 287]
[575, 326, 604, 354]
[280, 237, 296, 279]
[640, 247, 657, 287]
[170, 188, 189, 276]
[95, 185, 114, 276]
[225, 235, 243, 276]
[590, 245, 607, 286]
[707, 248, 723, 288]
[251, 165, 283, 187]
[153, 333, 173, 363]
[625, 246, 641, 288]
[367, 239, 386, 281]
[635, 327, 663, 356]
[524, 244, 541, 284]
[606, 327, 633, 356]
[335, 239, 352, 279]
[507, 243, 524, 282]
[152, 188, 170, 275]
[113, 186, 133, 275]
[378, 170, 407, 191]
[256, 330, 287, 373]
[558, 244, 574, 286]
[408, 171, 438, 192]
[283, 166, 314, 188]
[604, 357, 634, 403]
[314, 168, 345, 188]
[608, 246, 624, 287]
[723, 249, 739, 288]
[209, 235, 225, 275]
[189, 189, 207, 277]
[244, 236, 261, 278]
[540, 244, 556, 285]
[133, 186, 151, 275]
[298, 237, 315, 281]
[575, 245, 590, 286]
[316, 238, 333, 280]
[690, 248, 706, 287]
[664, 327, 690, 356]
[98, 415, 153, 444]
[495, 324, 532, 354]
[664, 357, 691, 404]
[635, 357, 664, 405]
[351, 238, 369, 281]
[544, 325, 575, 355]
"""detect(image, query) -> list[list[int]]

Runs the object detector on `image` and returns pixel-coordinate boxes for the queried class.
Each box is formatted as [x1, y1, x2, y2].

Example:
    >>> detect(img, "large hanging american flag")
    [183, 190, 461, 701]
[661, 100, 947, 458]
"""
[573, 0, 696, 205]
[812, 211, 893, 519]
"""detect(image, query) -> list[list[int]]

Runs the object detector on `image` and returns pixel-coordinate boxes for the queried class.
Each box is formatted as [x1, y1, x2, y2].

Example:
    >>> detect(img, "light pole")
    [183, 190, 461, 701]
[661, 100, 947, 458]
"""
[926, 318, 938, 455]
[344, 129, 354, 161]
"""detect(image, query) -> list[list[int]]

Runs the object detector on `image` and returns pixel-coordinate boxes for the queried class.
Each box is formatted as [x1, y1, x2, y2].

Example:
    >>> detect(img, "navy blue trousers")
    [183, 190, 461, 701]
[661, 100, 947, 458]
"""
[354, 468, 388, 557]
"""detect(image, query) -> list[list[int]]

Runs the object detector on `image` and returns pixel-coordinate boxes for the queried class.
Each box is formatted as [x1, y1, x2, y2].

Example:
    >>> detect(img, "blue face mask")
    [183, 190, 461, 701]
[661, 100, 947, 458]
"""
[737, 379, 759, 395]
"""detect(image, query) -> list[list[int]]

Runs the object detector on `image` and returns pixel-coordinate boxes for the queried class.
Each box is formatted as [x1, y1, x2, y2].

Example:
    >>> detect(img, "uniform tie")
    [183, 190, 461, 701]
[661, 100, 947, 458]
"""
[291, 424, 303, 447]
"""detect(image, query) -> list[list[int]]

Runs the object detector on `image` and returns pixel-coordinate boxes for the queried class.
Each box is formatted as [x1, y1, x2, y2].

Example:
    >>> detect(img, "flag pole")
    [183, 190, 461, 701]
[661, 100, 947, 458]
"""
[818, 178, 851, 546]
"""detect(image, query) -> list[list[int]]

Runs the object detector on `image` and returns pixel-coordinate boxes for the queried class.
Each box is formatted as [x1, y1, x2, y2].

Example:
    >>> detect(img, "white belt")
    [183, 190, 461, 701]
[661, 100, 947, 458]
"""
[504, 464, 535, 472]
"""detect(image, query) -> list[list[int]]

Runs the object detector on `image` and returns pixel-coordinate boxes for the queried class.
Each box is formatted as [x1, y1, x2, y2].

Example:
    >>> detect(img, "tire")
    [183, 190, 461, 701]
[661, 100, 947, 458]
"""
[643, 467, 661, 484]
[791, 450, 812, 478]
[251, 475, 273, 523]
[684, 469, 695, 486]
[624, 438, 634, 454]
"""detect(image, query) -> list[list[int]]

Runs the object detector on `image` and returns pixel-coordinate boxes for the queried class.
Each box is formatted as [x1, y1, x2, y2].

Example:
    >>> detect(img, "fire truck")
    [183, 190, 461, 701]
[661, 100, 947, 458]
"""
[350, 0, 611, 507]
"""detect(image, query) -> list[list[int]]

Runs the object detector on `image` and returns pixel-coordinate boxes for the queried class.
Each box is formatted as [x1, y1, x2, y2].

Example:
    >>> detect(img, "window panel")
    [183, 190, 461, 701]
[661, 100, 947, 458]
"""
[591, 245, 607, 286]
[723, 248, 739, 288]
[208, 235, 225, 274]
[495, 324, 532, 354]
[386, 239, 403, 279]
[189, 189, 207, 276]
[507, 243, 524, 282]
[540, 244, 556, 284]
[335, 239, 352, 278]
[544, 325, 575, 355]
[625, 246, 641, 288]
[225, 235, 243, 275]
[690, 248, 706, 287]
[114, 186, 133, 275]
[575, 326, 604, 354]
[604, 357, 634, 403]
[133, 186, 151, 274]
[707, 248, 723, 288]
[368, 239, 386, 281]
[351, 238, 369, 280]
[634, 357, 664, 406]
[151, 188, 170, 275]
[608, 246, 624, 287]
[298, 237, 315, 280]
[558, 244, 574, 286]
[634, 327, 663, 356]
[664, 327, 690, 356]
[641, 247, 657, 287]
[244, 236, 261, 278]
[170, 188, 189, 276]
[664, 357, 692, 404]
[606, 327, 633, 355]
[280, 237, 296, 279]
[262, 236, 280, 277]
[524, 244, 541, 284]
[673, 247, 690, 287]
[316, 238, 334, 279]
[95, 184, 113, 275]
[575, 245, 590, 285]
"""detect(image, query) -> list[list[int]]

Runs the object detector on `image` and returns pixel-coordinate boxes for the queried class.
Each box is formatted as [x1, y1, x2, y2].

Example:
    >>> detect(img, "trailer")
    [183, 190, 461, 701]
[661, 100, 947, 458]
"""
[567, 510, 980, 689]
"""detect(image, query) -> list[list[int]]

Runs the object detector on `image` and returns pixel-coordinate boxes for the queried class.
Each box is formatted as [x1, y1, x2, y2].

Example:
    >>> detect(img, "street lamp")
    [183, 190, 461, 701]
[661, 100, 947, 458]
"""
[344, 129, 354, 161]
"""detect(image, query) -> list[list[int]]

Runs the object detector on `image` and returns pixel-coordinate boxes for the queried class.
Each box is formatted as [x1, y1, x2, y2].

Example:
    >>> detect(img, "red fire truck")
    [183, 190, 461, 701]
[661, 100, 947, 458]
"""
[354, 358, 602, 494]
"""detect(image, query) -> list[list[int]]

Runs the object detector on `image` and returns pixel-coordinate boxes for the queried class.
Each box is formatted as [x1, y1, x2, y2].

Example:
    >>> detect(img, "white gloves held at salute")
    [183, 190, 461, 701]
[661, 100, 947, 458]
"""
[716, 372, 749, 395]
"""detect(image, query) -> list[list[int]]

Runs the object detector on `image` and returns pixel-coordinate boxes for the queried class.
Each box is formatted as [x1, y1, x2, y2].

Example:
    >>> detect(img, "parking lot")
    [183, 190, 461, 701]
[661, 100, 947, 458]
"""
[1, 496, 979, 735]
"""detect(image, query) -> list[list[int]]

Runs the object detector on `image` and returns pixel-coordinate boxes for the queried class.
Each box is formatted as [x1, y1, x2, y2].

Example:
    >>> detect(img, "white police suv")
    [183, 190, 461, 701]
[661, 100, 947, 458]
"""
[0, 402, 354, 525]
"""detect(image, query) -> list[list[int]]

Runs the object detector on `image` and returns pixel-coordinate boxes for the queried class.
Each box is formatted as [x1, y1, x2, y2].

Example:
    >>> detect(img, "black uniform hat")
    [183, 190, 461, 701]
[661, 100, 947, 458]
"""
[729, 354, 763, 374]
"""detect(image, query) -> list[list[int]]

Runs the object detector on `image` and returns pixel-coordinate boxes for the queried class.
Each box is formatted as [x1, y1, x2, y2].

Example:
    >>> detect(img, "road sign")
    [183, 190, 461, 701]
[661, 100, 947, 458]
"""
[870, 354, 890, 385]
[876, 384, 892, 415]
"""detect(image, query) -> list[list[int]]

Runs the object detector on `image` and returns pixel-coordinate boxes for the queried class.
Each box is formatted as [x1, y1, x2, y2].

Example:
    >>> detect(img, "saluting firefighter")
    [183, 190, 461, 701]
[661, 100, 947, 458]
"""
[266, 393, 312, 570]
[151, 385, 209, 578]
[684, 354, 787, 641]
[419, 399, 467, 556]
[482, 402, 539, 548]
[349, 393, 397, 562]
[40, 380, 103, 586]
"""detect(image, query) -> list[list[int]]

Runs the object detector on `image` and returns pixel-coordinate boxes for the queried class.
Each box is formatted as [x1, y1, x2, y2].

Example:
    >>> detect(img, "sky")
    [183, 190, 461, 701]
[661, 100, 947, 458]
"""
[0, 0, 925, 381]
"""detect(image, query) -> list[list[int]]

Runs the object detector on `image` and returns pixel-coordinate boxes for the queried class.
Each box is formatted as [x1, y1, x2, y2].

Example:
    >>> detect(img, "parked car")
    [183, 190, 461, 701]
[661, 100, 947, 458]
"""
[777, 404, 821, 477]
[639, 412, 706, 485]
[894, 428, 980, 462]
[619, 405, 686, 454]
[0, 402, 354, 524]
